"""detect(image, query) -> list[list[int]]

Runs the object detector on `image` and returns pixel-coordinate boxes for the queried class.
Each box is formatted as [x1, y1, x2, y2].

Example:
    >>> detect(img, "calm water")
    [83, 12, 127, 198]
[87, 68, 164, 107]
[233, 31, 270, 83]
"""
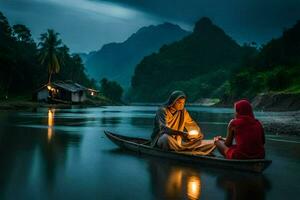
[0, 106, 299, 200]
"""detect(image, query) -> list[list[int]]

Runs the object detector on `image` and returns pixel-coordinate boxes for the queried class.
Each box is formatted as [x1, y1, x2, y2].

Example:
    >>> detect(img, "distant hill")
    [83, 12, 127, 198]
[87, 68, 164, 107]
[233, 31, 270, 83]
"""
[130, 17, 256, 102]
[84, 23, 190, 86]
[78, 51, 96, 63]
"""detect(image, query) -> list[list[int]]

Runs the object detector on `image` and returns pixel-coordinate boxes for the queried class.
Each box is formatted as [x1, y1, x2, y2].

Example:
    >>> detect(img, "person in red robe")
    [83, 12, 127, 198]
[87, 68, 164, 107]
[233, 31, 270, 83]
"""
[214, 100, 265, 159]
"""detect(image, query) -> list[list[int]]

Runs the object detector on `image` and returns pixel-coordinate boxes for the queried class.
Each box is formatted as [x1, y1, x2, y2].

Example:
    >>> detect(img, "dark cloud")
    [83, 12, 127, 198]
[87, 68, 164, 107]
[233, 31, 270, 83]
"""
[1, 0, 299, 52]
[100, 0, 300, 43]
[0, 0, 161, 52]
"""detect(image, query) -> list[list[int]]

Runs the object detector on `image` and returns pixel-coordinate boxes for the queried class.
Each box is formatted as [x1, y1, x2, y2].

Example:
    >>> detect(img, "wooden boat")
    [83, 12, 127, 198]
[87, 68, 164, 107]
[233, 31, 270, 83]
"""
[104, 131, 272, 173]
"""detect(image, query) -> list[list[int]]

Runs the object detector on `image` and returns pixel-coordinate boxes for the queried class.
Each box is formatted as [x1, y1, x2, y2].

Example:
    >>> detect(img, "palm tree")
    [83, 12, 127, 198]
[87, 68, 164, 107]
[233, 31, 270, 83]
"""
[38, 29, 62, 84]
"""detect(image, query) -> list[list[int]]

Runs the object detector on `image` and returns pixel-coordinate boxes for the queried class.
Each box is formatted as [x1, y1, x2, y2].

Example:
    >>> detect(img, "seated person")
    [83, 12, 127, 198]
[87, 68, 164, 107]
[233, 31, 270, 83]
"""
[151, 90, 215, 154]
[214, 100, 265, 159]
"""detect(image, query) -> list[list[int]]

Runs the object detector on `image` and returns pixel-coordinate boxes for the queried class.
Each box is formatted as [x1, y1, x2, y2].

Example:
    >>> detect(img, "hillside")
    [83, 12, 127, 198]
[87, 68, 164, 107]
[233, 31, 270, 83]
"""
[84, 23, 190, 86]
[129, 17, 256, 102]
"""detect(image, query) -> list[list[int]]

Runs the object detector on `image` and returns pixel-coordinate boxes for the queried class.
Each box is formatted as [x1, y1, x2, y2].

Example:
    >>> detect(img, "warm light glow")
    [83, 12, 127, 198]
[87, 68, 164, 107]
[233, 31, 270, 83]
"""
[47, 85, 52, 90]
[48, 109, 53, 126]
[165, 168, 183, 199]
[91, 92, 95, 96]
[166, 168, 202, 200]
[47, 109, 55, 141]
[189, 130, 199, 136]
[187, 176, 201, 200]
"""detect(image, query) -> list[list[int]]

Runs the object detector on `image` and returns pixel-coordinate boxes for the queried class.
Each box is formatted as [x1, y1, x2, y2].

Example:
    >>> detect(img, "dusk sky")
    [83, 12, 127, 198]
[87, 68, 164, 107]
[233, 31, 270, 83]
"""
[1, 0, 299, 53]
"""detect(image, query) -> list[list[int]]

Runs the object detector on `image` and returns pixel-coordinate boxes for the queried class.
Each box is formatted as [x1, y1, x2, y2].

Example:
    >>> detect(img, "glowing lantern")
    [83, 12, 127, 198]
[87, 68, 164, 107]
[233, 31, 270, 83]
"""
[188, 130, 199, 136]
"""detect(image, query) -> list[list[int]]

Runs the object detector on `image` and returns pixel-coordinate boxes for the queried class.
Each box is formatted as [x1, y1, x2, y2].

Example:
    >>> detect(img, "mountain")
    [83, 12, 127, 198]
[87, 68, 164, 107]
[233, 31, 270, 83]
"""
[84, 23, 190, 86]
[78, 51, 96, 63]
[130, 17, 256, 102]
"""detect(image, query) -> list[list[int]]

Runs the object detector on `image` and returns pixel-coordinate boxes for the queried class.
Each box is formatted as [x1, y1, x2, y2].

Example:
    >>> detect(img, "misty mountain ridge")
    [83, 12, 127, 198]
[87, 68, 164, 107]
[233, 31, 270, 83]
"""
[130, 17, 255, 102]
[83, 22, 190, 86]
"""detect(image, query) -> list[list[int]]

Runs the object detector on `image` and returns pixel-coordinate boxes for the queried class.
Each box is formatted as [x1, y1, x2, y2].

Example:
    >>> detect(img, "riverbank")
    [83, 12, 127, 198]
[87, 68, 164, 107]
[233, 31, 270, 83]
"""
[213, 103, 300, 136]
[252, 92, 300, 111]
[215, 92, 300, 111]
[259, 111, 300, 136]
[0, 96, 120, 111]
[216, 92, 300, 135]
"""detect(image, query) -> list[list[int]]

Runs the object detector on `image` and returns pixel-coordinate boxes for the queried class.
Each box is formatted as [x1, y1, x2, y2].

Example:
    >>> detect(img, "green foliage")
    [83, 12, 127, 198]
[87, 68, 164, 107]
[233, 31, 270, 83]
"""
[38, 29, 62, 83]
[228, 20, 300, 99]
[229, 65, 298, 99]
[130, 17, 256, 102]
[100, 78, 123, 102]
[130, 18, 300, 102]
[265, 67, 291, 90]
[12, 24, 33, 43]
[0, 12, 95, 99]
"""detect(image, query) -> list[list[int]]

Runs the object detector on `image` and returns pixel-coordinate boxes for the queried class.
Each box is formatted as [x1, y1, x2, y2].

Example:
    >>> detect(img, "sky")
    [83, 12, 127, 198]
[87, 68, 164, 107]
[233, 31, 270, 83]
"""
[1, 0, 299, 53]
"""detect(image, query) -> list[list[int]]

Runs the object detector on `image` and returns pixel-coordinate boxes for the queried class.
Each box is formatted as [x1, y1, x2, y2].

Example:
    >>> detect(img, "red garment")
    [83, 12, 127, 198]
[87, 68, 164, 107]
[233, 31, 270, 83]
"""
[226, 100, 265, 159]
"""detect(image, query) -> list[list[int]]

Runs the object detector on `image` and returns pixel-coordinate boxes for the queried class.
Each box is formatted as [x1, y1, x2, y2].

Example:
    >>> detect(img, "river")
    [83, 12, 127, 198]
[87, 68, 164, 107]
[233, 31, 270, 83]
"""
[0, 106, 299, 199]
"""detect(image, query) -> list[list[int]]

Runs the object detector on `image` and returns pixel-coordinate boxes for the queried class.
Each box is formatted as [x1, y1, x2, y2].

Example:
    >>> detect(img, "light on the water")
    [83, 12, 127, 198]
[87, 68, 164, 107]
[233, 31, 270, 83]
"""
[48, 109, 55, 141]
[187, 176, 201, 200]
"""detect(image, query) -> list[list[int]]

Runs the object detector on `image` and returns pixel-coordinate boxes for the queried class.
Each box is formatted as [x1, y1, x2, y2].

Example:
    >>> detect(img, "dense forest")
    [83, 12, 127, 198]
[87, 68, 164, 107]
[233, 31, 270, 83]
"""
[129, 17, 300, 103]
[228, 20, 300, 100]
[0, 12, 96, 99]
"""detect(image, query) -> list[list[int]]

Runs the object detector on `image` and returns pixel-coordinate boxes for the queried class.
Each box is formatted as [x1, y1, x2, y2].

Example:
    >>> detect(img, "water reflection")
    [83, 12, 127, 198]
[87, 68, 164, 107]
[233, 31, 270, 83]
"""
[187, 176, 201, 200]
[189, 111, 229, 138]
[130, 117, 154, 127]
[0, 109, 84, 197]
[48, 109, 55, 141]
[217, 172, 271, 200]
[148, 160, 202, 200]
[101, 117, 122, 126]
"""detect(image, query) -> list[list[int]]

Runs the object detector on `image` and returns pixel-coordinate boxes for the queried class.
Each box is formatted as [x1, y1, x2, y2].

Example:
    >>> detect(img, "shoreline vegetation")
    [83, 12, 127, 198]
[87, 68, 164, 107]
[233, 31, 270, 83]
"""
[0, 95, 121, 111]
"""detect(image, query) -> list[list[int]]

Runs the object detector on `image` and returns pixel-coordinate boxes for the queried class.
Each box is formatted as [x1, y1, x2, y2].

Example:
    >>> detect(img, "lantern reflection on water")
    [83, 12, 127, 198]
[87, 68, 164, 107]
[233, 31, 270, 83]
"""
[165, 167, 201, 200]
[187, 176, 201, 200]
[166, 168, 183, 196]
[48, 109, 55, 141]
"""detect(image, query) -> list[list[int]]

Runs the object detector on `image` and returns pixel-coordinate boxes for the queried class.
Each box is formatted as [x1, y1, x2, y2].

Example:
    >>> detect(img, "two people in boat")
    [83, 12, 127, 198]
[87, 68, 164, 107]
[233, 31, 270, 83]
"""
[151, 90, 265, 159]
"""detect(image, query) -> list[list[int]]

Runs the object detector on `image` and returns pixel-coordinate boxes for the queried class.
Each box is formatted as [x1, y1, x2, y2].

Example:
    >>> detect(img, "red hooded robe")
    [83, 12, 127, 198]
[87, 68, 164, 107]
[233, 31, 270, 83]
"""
[226, 100, 265, 159]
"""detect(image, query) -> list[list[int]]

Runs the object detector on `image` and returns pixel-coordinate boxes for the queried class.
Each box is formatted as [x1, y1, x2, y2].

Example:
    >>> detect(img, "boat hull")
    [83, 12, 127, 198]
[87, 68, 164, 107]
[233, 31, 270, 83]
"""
[104, 131, 272, 173]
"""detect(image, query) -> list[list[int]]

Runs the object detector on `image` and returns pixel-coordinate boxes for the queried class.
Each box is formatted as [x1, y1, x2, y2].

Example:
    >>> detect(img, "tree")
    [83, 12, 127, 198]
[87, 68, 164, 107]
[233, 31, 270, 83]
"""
[71, 54, 85, 81]
[0, 12, 12, 40]
[38, 29, 63, 84]
[100, 78, 123, 102]
[0, 12, 95, 98]
[12, 24, 33, 43]
[0, 12, 14, 97]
